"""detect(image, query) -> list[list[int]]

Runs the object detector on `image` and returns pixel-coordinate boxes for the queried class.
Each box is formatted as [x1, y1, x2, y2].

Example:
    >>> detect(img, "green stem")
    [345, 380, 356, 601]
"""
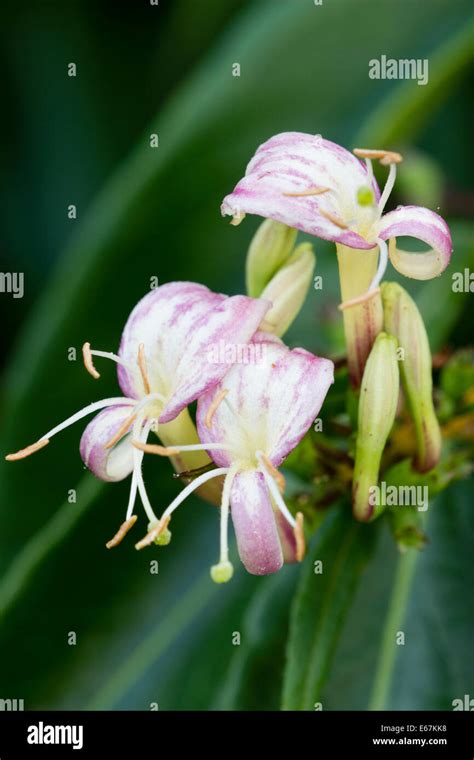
[368, 547, 418, 710]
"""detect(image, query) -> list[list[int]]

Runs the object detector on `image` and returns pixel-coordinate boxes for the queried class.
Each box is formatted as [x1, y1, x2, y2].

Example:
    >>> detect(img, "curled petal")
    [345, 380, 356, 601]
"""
[117, 282, 271, 423]
[230, 470, 283, 575]
[80, 405, 135, 482]
[377, 205, 452, 280]
[221, 132, 379, 249]
[197, 339, 334, 468]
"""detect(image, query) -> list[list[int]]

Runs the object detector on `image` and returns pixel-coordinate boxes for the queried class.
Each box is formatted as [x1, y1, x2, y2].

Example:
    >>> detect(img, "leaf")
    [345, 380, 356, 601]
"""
[281, 506, 376, 710]
[215, 565, 299, 710]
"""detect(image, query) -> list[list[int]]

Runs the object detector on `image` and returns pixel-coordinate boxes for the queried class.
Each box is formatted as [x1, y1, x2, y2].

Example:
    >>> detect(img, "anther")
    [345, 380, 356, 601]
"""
[295, 512, 305, 562]
[319, 209, 349, 230]
[5, 438, 50, 461]
[132, 441, 179, 456]
[259, 452, 286, 493]
[104, 410, 137, 449]
[205, 388, 229, 429]
[82, 342, 100, 379]
[137, 343, 151, 395]
[283, 186, 330, 197]
[230, 212, 246, 226]
[106, 515, 137, 549]
[353, 148, 403, 165]
[135, 515, 171, 550]
[338, 287, 381, 311]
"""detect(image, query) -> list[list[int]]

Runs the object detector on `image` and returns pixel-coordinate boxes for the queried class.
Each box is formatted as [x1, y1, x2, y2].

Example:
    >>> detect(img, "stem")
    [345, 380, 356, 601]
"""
[368, 548, 418, 710]
[336, 244, 383, 386]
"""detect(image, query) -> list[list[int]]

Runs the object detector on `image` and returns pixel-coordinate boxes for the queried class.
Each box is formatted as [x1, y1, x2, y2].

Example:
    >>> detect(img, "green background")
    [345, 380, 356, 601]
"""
[0, 0, 472, 710]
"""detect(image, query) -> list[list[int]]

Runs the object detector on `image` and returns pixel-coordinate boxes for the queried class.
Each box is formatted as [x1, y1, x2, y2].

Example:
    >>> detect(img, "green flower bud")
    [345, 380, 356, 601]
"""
[382, 282, 441, 473]
[259, 243, 316, 337]
[353, 332, 400, 521]
[246, 219, 297, 297]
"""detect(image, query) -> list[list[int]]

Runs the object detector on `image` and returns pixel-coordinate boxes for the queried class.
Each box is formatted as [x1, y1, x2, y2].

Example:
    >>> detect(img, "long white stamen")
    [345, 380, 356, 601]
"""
[132, 417, 159, 524]
[125, 469, 139, 521]
[90, 349, 134, 372]
[256, 451, 296, 528]
[160, 467, 229, 522]
[368, 238, 389, 291]
[378, 162, 397, 214]
[133, 441, 234, 456]
[42, 397, 136, 441]
[218, 464, 240, 564]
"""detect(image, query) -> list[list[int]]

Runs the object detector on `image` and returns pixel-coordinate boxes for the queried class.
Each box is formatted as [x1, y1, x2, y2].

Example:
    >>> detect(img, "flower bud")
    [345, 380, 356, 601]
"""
[258, 243, 316, 337]
[246, 219, 297, 297]
[382, 282, 441, 473]
[352, 332, 400, 521]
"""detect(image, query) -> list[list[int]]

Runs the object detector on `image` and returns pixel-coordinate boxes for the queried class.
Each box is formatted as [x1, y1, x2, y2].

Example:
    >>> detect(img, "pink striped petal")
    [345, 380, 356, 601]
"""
[196, 339, 334, 468]
[221, 132, 379, 249]
[377, 205, 452, 280]
[230, 470, 283, 575]
[80, 405, 135, 482]
[117, 282, 271, 424]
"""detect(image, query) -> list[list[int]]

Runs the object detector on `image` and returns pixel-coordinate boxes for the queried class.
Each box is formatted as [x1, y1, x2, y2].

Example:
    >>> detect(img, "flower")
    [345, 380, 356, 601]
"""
[6, 282, 270, 545]
[135, 335, 334, 581]
[221, 132, 452, 303]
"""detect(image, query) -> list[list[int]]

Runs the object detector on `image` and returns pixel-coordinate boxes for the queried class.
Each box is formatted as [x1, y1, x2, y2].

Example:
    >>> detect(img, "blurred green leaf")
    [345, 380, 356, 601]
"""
[281, 506, 376, 710]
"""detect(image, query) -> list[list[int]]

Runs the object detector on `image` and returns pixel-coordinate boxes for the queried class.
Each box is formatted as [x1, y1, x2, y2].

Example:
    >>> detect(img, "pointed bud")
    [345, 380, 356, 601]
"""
[353, 332, 400, 521]
[246, 219, 297, 297]
[382, 282, 441, 473]
[259, 243, 316, 337]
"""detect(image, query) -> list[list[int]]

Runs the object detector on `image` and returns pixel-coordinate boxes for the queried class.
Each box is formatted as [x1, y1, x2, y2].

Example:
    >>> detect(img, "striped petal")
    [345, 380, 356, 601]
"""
[117, 282, 271, 424]
[230, 470, 283, 575]
[221, 132, 379, 249]
[197, 338, 334, 468]
[80, 404, 135, 482]
[377, 205, 452, 280]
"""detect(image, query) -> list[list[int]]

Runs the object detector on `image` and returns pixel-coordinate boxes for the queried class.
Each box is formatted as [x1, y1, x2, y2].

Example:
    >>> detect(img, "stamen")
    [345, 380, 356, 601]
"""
[259, 452, 286, 494]
[137, 343, 151, 395]
[5, 438, 50, 461]
[353, 148, 403, 165]
[104, 411, 138, 449]
[135, 515, 171, 551]
[82, 342, 100, 379]
[132, 440, 233, 456]
[364, 157, 374, 187]
[135, 467, 230, 550]
[338, 287, 381, 311]
[106, 515, 137, 549]
[133, 418, 159, 525]
[368, 238, 389, 291]
[230, 212, 246, 226]
[256, 451, 296, 529]
[205, 388, 229, 429]
[283, 186, 330, 197]
[377, 163, 397, 214]
[319, 209, 349, 230]
[83, 344, 135, 376]
[295, 512, 305, 562]
[6, 397, 135, 461]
